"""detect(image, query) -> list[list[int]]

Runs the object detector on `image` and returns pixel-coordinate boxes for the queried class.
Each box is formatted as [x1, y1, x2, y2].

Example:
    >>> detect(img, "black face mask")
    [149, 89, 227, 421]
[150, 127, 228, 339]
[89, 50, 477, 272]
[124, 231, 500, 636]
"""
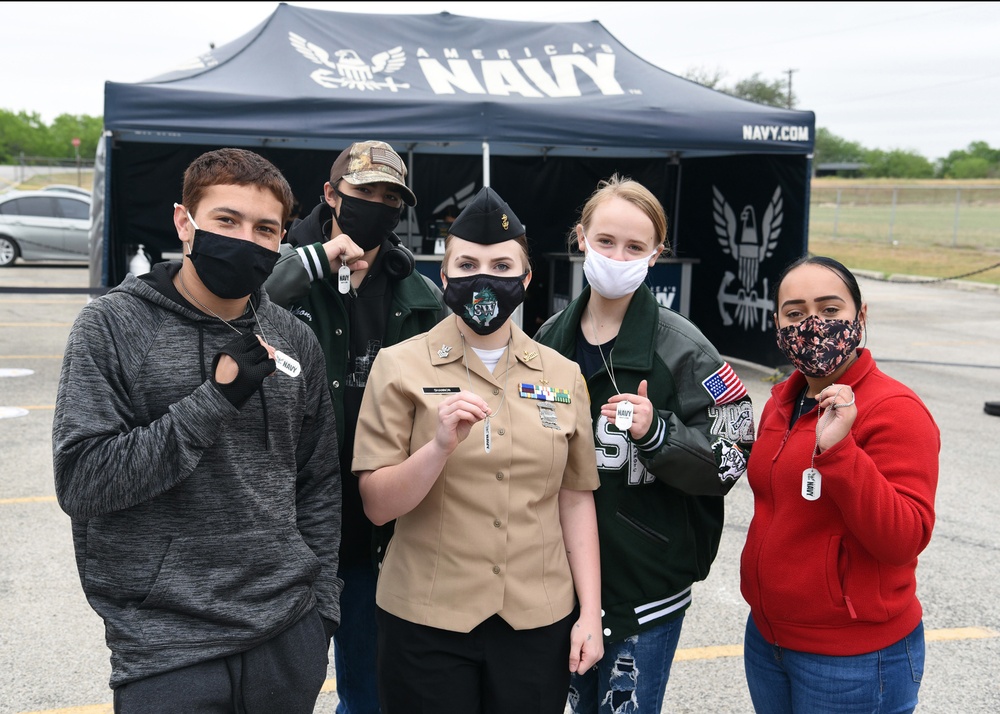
[442, 272, 528, 336]
[188, 230, 279, 299]
[333, 188, 402, 252]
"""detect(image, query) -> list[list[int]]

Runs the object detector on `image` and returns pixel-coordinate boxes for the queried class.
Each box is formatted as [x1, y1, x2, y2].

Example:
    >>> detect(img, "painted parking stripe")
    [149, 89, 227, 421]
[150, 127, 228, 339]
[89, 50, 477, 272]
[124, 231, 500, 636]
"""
[0, 496, 57, 505]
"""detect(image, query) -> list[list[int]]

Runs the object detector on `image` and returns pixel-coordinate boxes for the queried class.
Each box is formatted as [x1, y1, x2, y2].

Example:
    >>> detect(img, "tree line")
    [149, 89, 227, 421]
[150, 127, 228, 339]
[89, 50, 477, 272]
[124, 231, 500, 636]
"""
[0, 109, 102, 164]
[3, 86, 998, 180]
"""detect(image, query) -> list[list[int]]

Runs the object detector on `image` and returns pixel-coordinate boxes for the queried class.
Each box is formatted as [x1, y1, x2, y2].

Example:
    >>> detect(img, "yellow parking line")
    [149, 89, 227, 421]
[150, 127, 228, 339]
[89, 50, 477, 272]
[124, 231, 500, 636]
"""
[15, 626, 1000, 713]
[22, 707, 113, 714]
[0, 496, 57, 504]
[674, 643, 744, 660]
[926, 626, 998, 641]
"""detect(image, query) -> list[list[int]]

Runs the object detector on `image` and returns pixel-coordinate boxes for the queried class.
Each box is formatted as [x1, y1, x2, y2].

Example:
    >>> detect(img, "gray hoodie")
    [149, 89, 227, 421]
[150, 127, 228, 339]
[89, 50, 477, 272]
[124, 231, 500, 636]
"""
[52, 262, 342, 688]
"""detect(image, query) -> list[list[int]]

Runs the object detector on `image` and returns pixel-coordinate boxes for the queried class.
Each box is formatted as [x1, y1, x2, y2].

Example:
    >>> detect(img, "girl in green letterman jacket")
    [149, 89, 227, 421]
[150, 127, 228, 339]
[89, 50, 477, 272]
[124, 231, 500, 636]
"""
[534, 174, 755, 714]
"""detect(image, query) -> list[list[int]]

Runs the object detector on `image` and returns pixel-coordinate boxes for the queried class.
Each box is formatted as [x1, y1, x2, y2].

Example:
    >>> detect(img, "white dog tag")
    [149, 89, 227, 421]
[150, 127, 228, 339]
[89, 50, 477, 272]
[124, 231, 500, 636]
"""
[274, 350, 301, 378]
[615, 400, 634, 431]
[801, 468, 821, 501]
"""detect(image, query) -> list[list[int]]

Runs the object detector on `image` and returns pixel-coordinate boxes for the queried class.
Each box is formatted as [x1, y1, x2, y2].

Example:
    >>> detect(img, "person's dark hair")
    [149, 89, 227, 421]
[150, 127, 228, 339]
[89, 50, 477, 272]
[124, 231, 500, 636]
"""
[182, 148, 295, 227]
[773, 255, 863, 311]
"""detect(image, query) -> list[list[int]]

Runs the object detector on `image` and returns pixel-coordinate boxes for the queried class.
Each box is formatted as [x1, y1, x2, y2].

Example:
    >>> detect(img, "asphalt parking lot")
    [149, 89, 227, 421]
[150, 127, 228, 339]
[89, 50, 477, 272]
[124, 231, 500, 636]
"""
[1, 263, 999, 713]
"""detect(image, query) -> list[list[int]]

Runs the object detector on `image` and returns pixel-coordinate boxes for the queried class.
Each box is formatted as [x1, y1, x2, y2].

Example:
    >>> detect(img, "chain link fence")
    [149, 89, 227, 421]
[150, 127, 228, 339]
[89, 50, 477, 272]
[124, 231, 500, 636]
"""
[809, 184, 1000, 250]
[0, 156, 95, 193]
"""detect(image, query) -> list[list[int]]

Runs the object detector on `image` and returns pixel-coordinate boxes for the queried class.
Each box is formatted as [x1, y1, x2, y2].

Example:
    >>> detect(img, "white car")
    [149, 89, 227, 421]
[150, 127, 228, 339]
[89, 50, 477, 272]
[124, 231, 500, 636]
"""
[41, 184, 93, 198]
[0, 189, 91, 266]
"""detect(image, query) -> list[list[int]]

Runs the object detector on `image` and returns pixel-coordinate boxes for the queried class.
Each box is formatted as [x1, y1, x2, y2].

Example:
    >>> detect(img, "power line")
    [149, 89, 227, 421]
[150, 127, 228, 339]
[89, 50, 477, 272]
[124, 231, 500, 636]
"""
[664, 2, 981, 62]
[825, 72, 1000, 106]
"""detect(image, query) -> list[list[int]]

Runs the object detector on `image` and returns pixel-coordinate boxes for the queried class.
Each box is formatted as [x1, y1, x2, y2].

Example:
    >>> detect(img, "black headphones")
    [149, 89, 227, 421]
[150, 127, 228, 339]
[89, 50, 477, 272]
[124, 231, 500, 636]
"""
[382, 235, 415, 281]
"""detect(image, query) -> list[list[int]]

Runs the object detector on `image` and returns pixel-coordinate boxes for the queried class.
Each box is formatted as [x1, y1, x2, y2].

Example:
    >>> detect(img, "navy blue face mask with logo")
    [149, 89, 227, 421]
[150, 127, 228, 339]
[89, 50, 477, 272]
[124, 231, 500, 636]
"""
[442, 272, 528, 336]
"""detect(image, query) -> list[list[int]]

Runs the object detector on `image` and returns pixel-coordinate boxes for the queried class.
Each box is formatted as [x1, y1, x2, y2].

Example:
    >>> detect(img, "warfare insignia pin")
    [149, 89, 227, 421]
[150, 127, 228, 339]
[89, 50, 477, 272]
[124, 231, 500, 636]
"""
[538, 404, 561, 430]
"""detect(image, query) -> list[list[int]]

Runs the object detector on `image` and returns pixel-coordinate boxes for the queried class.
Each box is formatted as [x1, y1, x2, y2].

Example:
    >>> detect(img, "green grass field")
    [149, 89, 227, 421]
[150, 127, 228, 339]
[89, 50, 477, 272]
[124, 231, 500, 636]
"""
[808, 179, 1000, 286]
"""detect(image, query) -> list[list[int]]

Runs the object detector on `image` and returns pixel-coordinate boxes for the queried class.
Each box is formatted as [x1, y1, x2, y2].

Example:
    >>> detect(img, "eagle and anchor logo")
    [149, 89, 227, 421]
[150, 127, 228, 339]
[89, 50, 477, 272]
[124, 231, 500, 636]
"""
[712, 185, 784, 331]
[289, 32, 410, 91]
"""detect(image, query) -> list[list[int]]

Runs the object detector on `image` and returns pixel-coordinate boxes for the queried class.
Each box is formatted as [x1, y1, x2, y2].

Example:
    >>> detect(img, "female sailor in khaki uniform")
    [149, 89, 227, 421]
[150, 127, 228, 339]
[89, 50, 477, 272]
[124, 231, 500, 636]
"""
[354, 186, 602, 714]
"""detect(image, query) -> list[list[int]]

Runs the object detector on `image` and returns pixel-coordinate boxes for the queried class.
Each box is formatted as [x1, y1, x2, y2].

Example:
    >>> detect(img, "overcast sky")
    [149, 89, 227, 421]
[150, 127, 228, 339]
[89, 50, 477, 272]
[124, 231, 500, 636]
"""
[4, 1, 998, 161]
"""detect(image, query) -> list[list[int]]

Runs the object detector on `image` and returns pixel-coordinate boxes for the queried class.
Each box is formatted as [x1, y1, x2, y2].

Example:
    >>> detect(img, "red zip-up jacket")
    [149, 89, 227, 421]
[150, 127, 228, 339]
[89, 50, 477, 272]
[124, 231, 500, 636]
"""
[740, 349, 939, 655]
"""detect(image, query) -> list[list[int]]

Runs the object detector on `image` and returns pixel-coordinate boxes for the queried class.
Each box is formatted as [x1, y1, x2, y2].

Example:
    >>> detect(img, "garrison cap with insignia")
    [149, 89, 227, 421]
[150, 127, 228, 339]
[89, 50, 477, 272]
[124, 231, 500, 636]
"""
[448, 186, 525, 245]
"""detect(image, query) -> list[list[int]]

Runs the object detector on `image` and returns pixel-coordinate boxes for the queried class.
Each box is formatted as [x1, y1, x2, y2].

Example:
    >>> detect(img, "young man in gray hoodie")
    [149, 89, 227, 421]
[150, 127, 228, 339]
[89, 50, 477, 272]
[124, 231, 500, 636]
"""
[52, 148, 343, 713]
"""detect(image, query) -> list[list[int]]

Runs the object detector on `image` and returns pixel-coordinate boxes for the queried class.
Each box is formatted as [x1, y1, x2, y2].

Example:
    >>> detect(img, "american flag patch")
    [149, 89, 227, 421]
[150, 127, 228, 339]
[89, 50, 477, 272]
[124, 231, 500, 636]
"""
[701, 363, 747, 405]
[518, 383, 571, 404]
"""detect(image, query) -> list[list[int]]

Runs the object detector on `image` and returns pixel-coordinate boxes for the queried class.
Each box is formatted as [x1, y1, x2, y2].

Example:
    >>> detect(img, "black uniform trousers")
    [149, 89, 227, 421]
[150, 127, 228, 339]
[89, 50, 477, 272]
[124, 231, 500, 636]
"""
[376, 606, 576, 714]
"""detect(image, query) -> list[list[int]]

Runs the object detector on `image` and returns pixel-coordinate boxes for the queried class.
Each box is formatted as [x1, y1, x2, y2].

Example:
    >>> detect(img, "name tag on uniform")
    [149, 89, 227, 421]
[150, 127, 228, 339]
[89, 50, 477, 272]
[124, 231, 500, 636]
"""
[422, 386, 461, 394]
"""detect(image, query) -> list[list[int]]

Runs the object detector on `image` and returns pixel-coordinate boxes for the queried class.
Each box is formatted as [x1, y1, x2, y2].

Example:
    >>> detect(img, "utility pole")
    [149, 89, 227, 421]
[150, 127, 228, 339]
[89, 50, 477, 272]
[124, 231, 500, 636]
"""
[785, 68, 798, 109]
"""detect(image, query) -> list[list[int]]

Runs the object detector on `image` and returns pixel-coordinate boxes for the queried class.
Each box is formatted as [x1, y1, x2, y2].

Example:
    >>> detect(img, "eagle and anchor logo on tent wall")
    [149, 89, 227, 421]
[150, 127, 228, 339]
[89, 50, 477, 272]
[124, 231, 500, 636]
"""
[712, 185, 784, 331]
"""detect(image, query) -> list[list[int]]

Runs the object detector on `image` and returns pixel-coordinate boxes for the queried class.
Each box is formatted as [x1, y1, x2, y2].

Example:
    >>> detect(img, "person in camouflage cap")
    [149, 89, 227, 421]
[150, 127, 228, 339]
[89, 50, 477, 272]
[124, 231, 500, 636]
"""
[264, 141, 446, 714]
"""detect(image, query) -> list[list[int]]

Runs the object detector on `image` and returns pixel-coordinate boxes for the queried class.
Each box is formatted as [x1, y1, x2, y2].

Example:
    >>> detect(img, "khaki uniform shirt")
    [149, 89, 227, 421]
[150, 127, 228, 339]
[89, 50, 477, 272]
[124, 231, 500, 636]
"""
[353, 317, 599, 632]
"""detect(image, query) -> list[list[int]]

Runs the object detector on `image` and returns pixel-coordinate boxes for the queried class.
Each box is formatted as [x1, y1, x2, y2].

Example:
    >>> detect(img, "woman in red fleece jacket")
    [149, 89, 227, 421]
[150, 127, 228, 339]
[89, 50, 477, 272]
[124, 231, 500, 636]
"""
[740, 256, 939, 714]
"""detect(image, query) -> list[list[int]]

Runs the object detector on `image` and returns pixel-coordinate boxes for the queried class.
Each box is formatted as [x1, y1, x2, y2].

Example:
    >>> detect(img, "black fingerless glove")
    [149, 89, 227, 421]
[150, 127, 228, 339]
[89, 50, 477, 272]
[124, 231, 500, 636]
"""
[211, 332, 275, 408]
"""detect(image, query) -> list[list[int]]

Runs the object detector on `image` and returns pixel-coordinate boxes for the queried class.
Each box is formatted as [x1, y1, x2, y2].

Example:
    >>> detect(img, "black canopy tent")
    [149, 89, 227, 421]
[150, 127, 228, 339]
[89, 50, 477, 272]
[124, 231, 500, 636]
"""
[94, 2, 815, 366]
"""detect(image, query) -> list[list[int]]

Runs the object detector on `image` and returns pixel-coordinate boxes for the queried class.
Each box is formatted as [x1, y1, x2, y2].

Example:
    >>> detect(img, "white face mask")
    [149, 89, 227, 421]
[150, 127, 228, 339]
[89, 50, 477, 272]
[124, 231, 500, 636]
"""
[581, 235, 657, 300]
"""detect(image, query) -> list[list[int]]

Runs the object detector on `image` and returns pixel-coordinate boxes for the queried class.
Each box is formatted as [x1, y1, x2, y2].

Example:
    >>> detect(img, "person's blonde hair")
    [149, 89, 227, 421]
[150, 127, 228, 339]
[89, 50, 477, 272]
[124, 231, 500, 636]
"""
[569, 174, 670, 253]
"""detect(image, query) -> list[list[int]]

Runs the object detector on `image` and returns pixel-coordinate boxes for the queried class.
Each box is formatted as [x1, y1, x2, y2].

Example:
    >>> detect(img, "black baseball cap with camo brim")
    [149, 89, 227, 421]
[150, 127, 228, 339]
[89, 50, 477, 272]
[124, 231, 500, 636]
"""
[329, 140, 417, 206]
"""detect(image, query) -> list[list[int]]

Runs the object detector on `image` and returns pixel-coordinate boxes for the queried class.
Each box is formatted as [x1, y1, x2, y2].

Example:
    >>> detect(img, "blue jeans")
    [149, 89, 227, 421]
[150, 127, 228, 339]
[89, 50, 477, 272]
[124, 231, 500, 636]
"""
[333, 562, 380, 714]
[743, 615, 925, 714]
[567, 615, 685, 714]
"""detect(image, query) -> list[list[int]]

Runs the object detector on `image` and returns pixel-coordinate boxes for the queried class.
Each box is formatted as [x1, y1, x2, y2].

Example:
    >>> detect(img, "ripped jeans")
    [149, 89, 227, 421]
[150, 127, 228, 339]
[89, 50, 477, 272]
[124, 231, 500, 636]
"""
[567, 615, 685, 714]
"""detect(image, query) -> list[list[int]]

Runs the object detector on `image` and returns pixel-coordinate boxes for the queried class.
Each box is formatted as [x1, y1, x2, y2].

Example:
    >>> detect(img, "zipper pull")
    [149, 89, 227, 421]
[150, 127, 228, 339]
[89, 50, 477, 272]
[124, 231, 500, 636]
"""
[844, 595, 858, 619]
[772, 429, 791, 462]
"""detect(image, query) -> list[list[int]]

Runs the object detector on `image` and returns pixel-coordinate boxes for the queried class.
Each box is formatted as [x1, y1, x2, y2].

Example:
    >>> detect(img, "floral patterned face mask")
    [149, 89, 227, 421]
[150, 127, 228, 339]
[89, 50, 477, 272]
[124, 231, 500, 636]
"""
[776, 314, 863, 378]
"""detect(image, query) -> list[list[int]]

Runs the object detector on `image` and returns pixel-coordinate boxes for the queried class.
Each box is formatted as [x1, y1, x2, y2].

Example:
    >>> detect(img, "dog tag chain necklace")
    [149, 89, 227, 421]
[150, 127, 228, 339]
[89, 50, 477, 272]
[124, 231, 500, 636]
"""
[801, 386, 854, 501]
[587, 307, 632, 431]
[177, 272, 300, 377]
[461, 331, 512, 454]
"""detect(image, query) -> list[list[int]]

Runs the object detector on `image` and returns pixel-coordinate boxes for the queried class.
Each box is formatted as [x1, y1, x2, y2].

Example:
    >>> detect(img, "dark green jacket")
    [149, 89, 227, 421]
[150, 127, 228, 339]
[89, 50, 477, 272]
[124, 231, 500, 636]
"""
[264, 205, 447, 568]
[265, 238, 445, 447]
[535, 285, 755, 642]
